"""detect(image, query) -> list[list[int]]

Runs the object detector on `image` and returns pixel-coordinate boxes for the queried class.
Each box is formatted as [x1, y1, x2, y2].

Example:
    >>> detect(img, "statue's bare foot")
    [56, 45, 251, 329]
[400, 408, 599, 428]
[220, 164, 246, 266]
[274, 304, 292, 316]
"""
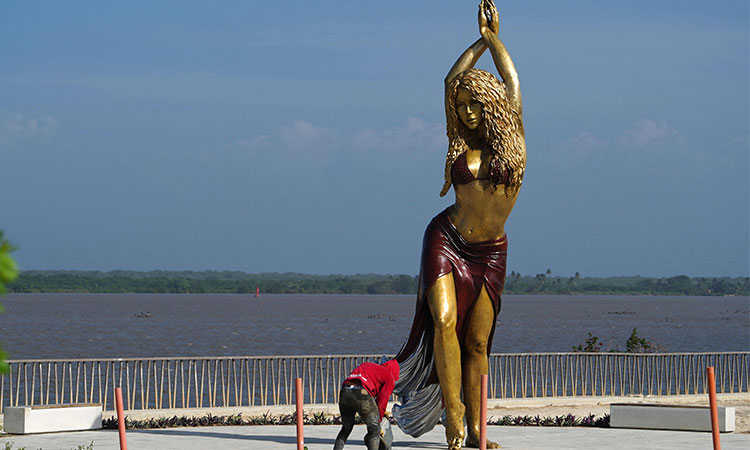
[445, 403, 466, 450]
[448, 435, 463, 450]
[465, 435, 501, 448]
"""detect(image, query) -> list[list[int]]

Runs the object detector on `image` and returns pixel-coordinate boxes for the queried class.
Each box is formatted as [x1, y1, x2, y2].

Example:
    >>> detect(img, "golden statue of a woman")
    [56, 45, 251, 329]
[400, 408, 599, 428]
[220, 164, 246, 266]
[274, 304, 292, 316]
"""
[393, 1, 525, 449]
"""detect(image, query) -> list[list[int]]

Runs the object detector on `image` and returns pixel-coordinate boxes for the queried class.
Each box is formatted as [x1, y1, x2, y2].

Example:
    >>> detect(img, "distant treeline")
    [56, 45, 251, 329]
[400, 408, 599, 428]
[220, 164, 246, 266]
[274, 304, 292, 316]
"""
[7, 270, 749, 296]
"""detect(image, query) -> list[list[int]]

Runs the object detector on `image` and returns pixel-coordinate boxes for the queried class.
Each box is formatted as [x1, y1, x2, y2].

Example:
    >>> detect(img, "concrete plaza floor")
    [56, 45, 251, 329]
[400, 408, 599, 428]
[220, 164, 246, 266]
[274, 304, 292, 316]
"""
[1, 424, 748, 450]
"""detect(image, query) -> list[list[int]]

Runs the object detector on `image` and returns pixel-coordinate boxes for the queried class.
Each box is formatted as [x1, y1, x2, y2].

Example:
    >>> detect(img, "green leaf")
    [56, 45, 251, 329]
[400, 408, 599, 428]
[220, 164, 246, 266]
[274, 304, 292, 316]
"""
[0, 253, 19, 284]
[0, 348, 8, 374]
[0, 230, 17, 374]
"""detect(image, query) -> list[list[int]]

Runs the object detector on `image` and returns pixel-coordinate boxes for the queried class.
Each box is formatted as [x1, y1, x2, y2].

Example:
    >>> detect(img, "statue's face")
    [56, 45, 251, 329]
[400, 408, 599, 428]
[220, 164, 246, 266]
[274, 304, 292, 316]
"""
[456, 87, 483, 130]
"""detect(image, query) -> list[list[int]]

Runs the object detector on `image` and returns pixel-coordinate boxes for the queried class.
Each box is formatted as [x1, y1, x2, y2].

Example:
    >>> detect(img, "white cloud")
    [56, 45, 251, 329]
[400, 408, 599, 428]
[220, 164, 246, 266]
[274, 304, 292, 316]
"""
[722, 133, 748, 151]
[715, 133, 750, 166]
[222, 117, 445, 161]
[619, 119, 684, 149]
[279, 120, 338, 154]
[0, 110, 60, 140]
[229, 135, 269, 150]
[204, 121, 337, 165]
[351, 116, 445, 156]
[564, 131, 602, 154]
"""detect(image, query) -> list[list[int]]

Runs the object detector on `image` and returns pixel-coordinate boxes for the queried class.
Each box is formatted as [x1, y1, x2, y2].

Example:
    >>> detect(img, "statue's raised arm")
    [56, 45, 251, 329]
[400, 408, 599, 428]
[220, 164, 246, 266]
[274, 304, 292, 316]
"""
[478, 0, 522, 117]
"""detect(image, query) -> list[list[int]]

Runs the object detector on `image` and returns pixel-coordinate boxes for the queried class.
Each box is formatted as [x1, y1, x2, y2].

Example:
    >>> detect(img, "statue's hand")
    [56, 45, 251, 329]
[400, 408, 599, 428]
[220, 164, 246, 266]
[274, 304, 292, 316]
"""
[478, 0, 499, 37]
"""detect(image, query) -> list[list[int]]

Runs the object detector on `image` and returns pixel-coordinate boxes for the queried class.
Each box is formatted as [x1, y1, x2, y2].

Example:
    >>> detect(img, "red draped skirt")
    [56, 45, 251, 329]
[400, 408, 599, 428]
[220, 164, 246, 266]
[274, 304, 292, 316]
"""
[395, 208, 507, 384]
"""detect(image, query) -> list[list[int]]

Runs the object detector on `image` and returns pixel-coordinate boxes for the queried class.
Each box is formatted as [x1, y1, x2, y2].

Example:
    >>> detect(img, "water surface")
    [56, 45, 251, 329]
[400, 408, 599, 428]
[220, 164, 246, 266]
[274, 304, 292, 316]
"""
[0, 294, 747, 359]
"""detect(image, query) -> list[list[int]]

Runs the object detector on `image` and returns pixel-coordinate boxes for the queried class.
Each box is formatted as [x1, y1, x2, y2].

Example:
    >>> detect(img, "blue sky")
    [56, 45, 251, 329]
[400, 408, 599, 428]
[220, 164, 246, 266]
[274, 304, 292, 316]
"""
[1, 0, 748, 277]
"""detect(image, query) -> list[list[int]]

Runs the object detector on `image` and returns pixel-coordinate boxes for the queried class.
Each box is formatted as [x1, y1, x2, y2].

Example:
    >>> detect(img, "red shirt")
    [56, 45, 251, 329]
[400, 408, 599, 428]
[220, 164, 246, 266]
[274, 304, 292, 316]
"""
[344, 360, 400, 419]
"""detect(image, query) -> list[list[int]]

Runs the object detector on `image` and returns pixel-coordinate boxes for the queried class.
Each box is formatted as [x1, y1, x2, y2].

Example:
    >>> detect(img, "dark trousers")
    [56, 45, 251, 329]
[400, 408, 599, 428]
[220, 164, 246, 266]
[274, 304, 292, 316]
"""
[333, 385, 381, 450]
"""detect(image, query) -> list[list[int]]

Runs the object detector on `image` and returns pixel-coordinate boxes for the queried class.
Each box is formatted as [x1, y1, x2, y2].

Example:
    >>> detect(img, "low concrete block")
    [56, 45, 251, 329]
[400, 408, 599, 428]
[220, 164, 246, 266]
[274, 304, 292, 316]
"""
[610, 403, 735, 432]
[4, 404, 102, 434]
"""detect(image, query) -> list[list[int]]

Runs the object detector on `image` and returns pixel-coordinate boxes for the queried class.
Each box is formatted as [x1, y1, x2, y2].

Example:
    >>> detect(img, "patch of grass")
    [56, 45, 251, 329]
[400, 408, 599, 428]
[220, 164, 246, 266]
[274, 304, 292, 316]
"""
[103, 411, 344, 429]
[102, 412, 610, 430]
[490, 413, 610, 428]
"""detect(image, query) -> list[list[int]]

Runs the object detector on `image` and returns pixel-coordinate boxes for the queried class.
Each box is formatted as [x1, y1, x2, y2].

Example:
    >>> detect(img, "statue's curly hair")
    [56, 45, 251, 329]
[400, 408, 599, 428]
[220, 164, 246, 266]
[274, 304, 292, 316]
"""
[441, 68, 525, 197]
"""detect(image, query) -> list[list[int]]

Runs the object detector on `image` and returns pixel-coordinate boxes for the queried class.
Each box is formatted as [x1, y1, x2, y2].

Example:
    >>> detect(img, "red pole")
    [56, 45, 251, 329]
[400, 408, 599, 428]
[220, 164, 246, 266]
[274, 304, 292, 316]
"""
[480, 374, 488, 450]
[707, 367, 721, 450]
[115, 387, 127, 450]
[296, 377, 304, 450]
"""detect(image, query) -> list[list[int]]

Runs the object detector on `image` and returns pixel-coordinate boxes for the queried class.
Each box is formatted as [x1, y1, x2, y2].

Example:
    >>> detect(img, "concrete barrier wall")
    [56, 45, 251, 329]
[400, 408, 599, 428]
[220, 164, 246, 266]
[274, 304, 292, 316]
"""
[611, 403, 735, 432]
[4, 404, 102, 434]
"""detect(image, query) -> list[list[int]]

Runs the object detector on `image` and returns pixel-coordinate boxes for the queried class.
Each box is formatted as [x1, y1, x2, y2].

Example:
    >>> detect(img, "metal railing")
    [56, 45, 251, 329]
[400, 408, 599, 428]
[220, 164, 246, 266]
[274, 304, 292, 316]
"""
[1, 352, 747, 414]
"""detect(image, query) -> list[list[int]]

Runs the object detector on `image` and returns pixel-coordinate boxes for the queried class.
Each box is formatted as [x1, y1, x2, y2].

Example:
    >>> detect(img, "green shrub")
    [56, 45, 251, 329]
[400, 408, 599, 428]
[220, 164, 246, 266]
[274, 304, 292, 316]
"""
[0, 230, 19, 374]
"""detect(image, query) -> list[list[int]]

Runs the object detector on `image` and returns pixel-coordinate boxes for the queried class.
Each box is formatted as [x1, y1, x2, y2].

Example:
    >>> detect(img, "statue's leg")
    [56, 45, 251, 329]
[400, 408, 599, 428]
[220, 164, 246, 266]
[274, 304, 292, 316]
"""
[426, 272, 465, 450]
[462, 286, 501, 449]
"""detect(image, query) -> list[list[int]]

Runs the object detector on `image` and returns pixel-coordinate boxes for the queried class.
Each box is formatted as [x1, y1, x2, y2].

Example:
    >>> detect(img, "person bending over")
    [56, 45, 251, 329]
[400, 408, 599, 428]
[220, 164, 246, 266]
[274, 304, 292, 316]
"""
[333, 359, 400, 450]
